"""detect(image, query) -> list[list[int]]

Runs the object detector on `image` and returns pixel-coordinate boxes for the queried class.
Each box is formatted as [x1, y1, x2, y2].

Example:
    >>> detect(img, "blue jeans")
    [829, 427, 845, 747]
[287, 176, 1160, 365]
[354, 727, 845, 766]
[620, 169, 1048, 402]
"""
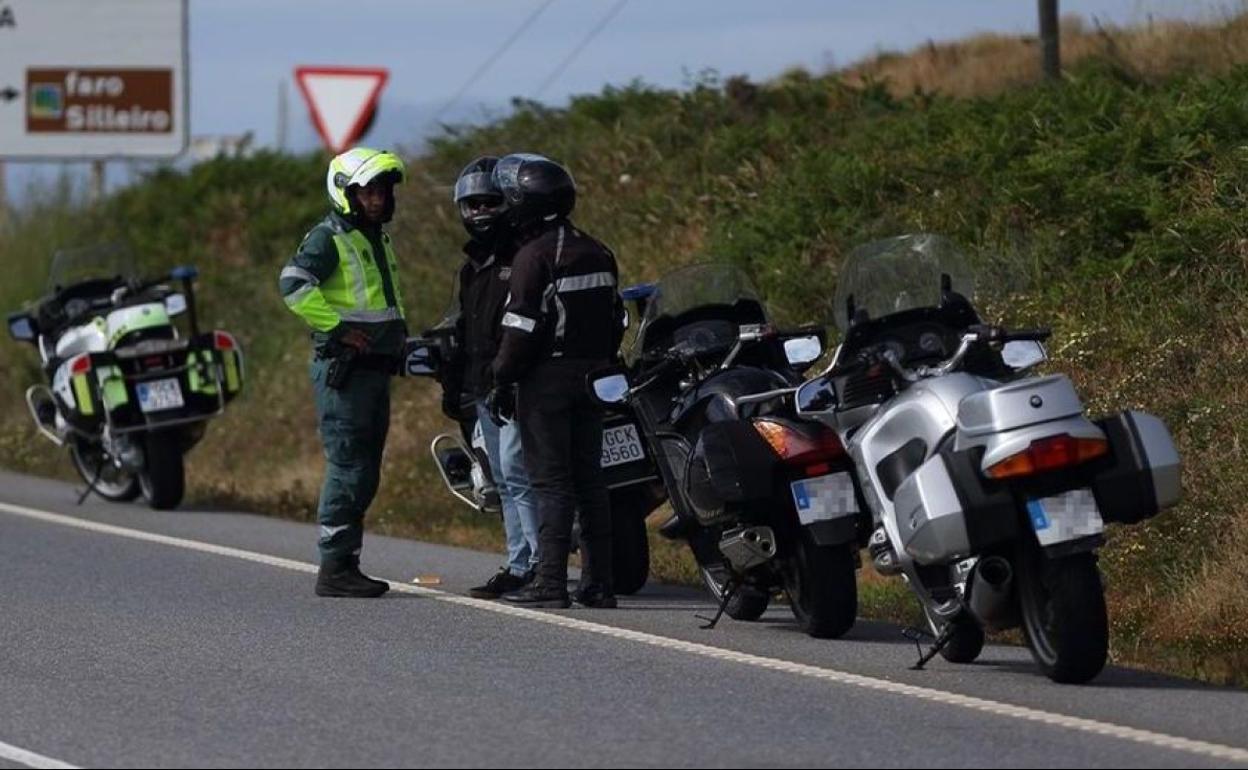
[476, 401, 540, 576]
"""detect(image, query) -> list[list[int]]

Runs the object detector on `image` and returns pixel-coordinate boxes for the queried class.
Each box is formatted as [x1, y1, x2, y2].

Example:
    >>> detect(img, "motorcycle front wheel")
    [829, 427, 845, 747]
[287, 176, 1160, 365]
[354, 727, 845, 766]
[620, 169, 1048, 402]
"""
[69, 439, 140, 502]
[1018, 545, 1108, 684]
[783, 532, 857, 639]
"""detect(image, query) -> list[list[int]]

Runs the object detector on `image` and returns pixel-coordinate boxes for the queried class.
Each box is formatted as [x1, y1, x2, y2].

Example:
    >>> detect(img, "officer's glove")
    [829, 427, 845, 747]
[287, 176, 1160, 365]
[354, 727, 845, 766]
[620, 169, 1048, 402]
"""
[486, 384, 516, 426]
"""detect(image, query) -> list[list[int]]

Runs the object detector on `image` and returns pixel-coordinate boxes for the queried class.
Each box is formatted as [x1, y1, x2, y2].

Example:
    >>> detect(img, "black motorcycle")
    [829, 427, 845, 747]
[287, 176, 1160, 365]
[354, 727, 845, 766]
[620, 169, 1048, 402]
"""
[588, 264, 867, 637]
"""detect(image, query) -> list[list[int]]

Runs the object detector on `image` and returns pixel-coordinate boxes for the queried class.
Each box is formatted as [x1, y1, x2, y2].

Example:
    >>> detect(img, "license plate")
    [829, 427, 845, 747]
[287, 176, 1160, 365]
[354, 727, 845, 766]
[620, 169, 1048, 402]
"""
[601, 423, 645, 468]
[792, 472, 859, 525]
[1026, 489, 1104, 547]
[136, 378, 184, 413]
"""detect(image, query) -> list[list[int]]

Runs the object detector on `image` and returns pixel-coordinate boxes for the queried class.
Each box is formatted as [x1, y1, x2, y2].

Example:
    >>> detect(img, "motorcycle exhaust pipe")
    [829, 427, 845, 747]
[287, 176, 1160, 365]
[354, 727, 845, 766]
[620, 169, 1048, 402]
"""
[718, 526, 777, 573]
[967, 556, 1014, 628]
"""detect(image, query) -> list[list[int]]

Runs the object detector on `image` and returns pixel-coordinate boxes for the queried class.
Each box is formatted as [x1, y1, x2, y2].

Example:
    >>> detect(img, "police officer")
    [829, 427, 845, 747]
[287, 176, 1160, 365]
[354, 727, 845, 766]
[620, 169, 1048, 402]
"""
[488, 153, 625, 609]
[279, 147, 408, 598]
[442, 156, 542, 599]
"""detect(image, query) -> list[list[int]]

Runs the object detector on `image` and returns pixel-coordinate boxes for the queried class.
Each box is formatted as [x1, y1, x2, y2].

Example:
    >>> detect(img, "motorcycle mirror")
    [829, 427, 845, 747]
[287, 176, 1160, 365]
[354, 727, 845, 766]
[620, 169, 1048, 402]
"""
[590, 373, 630, 405]
[404, 341, 439, 377]
[1002, 340, 1047, 371]
[164, 293, 188, 317]
[170, 265, 199, 282]
[784, 335, 823, 367]
[795, 375, 838, 415]
[7, 313, 36, 342]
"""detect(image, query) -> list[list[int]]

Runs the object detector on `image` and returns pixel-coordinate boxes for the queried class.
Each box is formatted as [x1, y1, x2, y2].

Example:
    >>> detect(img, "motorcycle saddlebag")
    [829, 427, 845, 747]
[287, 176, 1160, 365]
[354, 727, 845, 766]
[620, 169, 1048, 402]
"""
[687, 421, 778, 513]
[1091, 410, 1181, 524]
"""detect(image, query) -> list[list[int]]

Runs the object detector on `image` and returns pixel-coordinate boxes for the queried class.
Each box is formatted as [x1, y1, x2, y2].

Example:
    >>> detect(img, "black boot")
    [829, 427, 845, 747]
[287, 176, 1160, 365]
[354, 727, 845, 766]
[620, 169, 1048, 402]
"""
[503, 581, 571, 608]
[573, 583, 617, 609]
[315, 556, 389, 598]
[469, 568, 532, 600]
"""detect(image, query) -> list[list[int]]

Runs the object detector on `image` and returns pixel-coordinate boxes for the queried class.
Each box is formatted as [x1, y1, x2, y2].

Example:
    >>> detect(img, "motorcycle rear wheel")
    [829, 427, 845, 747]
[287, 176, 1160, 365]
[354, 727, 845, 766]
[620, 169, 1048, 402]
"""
[1019, 547, 1108, 684]
[784, 533, 857, 639]
[610, 490, 652, 596]
[139, 430, 185, 511]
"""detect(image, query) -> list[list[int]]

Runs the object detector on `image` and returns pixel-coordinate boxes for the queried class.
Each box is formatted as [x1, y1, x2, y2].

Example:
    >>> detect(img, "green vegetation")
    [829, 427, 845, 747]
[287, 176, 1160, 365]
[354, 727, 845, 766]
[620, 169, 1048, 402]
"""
[2, 18, 1246, 684]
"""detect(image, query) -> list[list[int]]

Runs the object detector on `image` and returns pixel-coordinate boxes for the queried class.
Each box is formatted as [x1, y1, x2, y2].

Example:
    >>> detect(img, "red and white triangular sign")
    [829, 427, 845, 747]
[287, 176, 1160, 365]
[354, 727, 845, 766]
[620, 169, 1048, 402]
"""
[294, 66, 389, 154]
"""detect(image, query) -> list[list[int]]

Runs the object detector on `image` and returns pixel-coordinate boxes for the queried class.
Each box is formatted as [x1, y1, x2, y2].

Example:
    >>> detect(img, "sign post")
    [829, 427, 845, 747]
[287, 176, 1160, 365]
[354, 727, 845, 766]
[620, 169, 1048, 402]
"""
[294, 66, 388, 154]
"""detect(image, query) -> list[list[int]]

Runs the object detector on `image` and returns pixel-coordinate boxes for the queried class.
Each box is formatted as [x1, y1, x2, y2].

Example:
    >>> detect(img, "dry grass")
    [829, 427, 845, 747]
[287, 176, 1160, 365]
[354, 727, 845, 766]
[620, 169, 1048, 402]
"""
[843, 12, 1248, 97]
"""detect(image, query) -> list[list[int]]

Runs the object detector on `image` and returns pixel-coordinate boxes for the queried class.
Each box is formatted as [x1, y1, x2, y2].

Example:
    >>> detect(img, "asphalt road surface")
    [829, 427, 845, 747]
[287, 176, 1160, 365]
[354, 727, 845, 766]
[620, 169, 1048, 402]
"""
[0, 469, 1245, 768]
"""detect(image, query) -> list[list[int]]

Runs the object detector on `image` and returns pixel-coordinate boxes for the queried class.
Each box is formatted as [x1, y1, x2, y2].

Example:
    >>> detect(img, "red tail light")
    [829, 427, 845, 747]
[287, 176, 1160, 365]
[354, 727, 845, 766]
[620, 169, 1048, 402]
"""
[753, 419, 846, 467]
[986, 434, 1109, 480]
[69, 353, 92, 375]
[213, 330, 237, 352]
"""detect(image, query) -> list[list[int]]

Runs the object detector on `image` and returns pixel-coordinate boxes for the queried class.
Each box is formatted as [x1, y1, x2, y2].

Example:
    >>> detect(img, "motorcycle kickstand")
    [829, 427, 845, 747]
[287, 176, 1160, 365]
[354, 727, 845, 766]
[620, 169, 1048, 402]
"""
[697, 578, 740, 630]
[904, 624, 954, 671]
[77, 459, 105, 506]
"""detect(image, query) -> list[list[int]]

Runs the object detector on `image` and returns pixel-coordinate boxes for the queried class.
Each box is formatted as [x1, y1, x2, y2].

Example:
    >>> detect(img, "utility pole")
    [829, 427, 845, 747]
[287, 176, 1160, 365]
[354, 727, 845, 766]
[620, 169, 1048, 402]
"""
[0, 159, 9, 232]
[277, 78, 289, 152]
[1039, 0, 1061, 80]
[89, 159, 105, 205]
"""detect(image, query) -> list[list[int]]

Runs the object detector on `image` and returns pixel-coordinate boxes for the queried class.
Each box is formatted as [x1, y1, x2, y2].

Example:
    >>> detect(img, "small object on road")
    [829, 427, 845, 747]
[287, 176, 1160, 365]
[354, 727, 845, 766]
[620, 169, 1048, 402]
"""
[411, 575, 443, 586]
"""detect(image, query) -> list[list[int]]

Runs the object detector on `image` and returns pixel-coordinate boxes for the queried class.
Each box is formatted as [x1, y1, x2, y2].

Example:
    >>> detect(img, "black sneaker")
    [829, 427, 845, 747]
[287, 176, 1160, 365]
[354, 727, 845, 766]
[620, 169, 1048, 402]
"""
[469, 568, 532, 600]
[573, 585, 617, 609]
[315, 559, 389, 598]
[502, 583, 571, 609]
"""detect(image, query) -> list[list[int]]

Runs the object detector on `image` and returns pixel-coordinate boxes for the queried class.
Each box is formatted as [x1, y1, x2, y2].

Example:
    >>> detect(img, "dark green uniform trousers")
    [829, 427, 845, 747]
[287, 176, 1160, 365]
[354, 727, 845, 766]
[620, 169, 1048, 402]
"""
[311, 359, 391, 563]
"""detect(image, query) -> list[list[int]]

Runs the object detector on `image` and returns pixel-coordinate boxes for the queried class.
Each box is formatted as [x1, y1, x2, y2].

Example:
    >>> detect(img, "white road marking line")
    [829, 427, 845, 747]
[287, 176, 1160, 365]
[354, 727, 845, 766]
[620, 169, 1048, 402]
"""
[0, 739, 79, 770]
[3, 500, 1248, 765]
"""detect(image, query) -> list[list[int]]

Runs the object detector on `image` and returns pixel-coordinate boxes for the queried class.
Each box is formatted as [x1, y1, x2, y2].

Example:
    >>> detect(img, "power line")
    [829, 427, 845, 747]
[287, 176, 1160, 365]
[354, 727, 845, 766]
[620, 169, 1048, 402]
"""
[532, 0, 630, 99]
[429, 0, 558, 128]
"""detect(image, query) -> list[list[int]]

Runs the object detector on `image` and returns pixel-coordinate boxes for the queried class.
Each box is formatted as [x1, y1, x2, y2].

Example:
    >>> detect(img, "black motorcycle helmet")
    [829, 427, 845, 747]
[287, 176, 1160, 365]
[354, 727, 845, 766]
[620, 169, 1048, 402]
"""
[491, 153, 576, 233]
[453, 156, 507, 243]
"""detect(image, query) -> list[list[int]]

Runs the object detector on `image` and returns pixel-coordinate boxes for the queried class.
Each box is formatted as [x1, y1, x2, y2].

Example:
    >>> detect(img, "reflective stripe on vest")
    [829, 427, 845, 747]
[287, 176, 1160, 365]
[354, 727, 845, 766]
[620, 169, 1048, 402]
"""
[317, 229, 406, 322]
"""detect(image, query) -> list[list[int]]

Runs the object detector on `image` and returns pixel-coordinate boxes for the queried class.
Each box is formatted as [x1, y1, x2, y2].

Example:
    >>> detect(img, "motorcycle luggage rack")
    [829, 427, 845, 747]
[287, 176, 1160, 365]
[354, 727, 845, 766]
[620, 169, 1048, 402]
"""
[25, 385, 65, 447]
[430, 432, 483, 512]
[97, 358, 227, 436]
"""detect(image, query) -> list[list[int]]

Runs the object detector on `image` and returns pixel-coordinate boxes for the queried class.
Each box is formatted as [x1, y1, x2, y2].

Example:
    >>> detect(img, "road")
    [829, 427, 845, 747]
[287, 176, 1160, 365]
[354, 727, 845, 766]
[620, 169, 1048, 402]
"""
[0, 469, 1245, 768]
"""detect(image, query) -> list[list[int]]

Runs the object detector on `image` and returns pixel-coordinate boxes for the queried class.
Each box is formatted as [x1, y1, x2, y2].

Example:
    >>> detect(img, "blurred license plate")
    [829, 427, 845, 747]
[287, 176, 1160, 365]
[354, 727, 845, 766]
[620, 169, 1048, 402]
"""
[601, 423, 644, 468]
[137, 378, 184, 413]
[1026, 489, 1104, 547]
[791, 472, 859, 525]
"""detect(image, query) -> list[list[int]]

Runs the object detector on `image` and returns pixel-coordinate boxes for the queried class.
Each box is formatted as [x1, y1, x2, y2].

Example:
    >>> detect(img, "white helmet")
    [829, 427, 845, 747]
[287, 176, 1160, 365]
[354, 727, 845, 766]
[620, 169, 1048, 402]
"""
[326, 147, 406, 216]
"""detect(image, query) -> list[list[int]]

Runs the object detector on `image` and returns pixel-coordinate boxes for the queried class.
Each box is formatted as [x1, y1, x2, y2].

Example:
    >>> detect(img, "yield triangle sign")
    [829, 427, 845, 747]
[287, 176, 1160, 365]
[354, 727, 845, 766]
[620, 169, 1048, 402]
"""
[294, 66, 389, 154]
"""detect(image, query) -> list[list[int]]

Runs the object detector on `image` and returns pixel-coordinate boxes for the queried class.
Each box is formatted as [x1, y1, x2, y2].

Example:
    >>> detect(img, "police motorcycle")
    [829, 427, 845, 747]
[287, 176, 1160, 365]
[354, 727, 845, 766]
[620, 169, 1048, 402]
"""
[6, 244, 245, 510]
[587, 264, 867, 638]
[406, 310, 666, 596]
[793, 234, 1181, 682]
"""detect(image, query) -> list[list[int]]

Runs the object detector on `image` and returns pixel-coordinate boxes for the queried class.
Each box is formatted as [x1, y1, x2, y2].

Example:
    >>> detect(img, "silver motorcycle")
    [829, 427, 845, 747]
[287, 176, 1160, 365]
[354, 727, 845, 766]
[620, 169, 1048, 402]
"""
[794, 235, 1181, 683]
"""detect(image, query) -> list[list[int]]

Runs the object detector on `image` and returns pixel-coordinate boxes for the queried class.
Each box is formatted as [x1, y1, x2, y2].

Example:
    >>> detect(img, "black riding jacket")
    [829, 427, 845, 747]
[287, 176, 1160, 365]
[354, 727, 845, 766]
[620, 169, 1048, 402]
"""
[492, 219, 625, 386]
[444, 237, 519, 400]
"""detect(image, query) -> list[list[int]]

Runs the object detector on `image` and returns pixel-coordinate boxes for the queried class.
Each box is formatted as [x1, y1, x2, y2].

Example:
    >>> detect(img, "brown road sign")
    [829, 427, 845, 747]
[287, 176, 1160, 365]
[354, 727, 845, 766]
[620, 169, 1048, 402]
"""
[26, 68, 173, 134]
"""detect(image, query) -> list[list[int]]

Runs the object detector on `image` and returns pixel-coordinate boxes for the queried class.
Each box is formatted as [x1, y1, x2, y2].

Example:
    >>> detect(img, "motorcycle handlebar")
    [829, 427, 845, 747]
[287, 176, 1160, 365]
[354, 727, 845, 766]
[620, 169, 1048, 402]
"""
[1003, 328, 1052, 343]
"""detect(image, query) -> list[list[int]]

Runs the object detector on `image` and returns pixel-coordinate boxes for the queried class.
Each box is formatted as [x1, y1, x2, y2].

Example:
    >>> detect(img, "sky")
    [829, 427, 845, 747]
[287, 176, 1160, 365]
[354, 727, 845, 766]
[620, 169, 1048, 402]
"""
[3, 0, 1228, 200]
